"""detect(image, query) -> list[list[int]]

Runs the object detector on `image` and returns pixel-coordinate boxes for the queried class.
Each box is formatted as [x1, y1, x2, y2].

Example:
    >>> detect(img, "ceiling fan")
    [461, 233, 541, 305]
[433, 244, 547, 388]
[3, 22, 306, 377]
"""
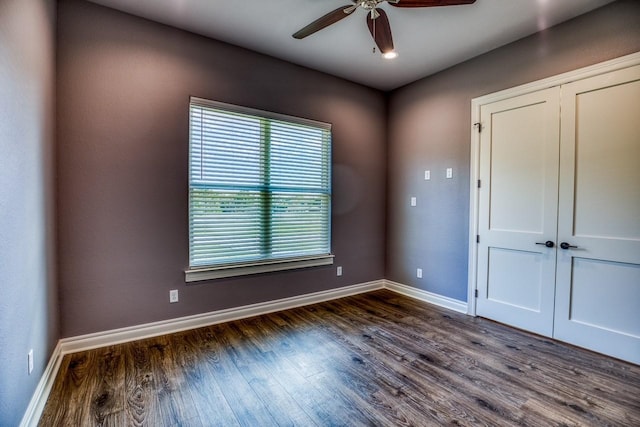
[293, 0, 477, 58]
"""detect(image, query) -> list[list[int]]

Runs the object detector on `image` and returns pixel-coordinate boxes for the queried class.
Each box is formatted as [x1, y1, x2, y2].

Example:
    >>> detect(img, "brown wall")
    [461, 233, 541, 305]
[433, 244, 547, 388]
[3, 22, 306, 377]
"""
[386, 0, 640, 301]
[0, 0, 57, 424]
[56, 0, 387, 337]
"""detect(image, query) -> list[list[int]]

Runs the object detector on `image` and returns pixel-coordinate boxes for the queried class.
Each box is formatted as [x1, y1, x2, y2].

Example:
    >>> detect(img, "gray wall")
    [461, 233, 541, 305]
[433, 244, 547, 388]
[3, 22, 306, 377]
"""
[56, 0, 387, 337]
[0, 0, 58, 425]
[386, 0, 640, 302]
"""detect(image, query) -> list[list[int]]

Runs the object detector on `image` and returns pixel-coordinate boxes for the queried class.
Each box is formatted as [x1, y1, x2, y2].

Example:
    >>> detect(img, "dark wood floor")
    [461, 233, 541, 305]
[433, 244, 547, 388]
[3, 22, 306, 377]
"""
[40, 290, 640, 426]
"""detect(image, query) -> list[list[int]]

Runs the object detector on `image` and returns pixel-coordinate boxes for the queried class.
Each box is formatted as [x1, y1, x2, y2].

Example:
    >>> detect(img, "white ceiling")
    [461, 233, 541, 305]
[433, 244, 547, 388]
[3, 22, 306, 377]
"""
[87, 0, 615, 91]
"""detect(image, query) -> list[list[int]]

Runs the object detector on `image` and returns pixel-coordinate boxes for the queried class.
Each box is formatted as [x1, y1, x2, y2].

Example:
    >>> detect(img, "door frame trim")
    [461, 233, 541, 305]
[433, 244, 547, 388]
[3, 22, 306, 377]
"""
[467, 51, 640, 316]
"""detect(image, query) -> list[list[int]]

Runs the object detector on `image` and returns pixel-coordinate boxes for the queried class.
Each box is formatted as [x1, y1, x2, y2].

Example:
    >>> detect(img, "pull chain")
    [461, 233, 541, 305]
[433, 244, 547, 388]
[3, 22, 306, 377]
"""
[372, 11, 376, 54]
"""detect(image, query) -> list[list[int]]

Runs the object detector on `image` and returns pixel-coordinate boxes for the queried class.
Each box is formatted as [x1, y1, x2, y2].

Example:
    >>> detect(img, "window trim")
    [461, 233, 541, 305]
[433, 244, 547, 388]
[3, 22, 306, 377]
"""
[186, 97, 333, 282]
[185, 254, 334, 282]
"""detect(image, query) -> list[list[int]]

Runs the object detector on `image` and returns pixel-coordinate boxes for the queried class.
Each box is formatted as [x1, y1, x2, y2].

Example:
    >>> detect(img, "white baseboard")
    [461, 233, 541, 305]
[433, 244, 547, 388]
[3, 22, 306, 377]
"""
[22, 278, 468, 426]
[60, 280, 385, 355]
[19, 341, 63, 427]
[384, 280, 468, 314]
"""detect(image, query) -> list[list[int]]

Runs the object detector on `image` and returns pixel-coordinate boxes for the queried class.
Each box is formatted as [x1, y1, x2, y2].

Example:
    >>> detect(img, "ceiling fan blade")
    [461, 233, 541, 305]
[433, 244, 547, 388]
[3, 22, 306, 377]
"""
[366, 8, 394, 54]
[292, 5, 355, 39]
[389, 0, 476, 7]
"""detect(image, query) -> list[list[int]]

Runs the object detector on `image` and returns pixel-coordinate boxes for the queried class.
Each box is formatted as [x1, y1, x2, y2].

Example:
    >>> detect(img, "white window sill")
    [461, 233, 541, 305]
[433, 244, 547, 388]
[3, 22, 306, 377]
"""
[185, 254, 335, 282]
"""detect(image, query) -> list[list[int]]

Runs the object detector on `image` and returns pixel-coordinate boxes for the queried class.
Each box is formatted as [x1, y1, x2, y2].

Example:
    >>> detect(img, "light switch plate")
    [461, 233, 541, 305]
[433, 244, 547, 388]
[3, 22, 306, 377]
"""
[446, 168, 453, 179]
[410, 197, 417, 207]
[424, 170, 431, 180]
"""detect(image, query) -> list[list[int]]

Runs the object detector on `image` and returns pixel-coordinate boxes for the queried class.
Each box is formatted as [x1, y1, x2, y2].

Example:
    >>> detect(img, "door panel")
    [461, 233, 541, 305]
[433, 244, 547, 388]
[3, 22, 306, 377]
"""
[572, 78, 640, 240]
[555, 64, 640, 364]
[569, 258, 640, 337]
[489, 104, 547, 233]
[487, 248, 542, 311]
[476, 88, 560, 336]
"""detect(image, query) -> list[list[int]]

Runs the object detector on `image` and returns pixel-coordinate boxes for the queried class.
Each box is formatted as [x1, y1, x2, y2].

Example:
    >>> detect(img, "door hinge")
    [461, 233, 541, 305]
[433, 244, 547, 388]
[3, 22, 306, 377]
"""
[476, 235, 480, 243]
[475, 289, 479, 298]
[477, 179, 481, 188]
[473, 122, 483, 133]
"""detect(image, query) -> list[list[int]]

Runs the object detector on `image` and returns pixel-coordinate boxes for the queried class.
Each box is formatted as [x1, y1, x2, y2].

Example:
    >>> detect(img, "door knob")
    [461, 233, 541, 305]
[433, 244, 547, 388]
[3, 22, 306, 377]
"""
[560, 242, 578, 250]
[536, 241, 555, 248]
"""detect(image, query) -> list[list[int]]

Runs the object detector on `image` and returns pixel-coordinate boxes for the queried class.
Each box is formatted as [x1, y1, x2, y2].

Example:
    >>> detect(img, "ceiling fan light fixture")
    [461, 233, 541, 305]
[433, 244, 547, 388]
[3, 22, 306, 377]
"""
[382, 50, 398, 59]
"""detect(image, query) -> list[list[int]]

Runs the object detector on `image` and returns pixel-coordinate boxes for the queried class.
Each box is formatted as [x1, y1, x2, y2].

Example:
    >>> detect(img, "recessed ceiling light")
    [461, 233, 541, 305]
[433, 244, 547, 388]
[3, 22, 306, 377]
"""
[382, 51, 398, 59]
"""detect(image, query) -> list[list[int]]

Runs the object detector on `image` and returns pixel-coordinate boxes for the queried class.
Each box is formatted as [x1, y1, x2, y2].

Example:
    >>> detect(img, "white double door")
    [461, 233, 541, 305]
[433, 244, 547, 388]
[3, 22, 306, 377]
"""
[475, 64, 640, 364]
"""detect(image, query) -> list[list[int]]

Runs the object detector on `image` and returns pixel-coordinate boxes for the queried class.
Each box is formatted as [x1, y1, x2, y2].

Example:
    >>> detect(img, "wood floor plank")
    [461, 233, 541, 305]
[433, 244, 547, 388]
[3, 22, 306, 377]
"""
[57, 350, 103, 425]
[221, 320, 316, 426]
[199, 323, 279, 426]
[89, 346, 125, 426]
[40, 290, 640, 426]
[168, 330, 240, 426]
[122, 339, 164, 426]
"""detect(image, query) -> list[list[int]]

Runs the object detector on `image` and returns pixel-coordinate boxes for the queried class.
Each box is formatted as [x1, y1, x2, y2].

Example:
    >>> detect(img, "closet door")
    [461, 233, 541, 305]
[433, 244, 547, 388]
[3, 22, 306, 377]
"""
[476, 88, 560, 336]
[555, 64, 640, 364]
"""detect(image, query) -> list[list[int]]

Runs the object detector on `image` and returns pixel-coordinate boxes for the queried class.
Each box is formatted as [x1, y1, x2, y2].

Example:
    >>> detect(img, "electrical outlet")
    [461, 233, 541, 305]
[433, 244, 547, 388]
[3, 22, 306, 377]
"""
[337, 266, 343, 276]
[417, 268, 423, 279]
[446, 168, 453, 179]
[424, 170, 431, 180]
[28, 349, 34, 375]
[169, 289, 179, 303]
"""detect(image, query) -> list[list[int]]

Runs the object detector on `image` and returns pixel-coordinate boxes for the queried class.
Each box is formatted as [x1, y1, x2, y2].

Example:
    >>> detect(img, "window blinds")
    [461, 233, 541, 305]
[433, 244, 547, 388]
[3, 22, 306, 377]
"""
[189, 98, 332, 270]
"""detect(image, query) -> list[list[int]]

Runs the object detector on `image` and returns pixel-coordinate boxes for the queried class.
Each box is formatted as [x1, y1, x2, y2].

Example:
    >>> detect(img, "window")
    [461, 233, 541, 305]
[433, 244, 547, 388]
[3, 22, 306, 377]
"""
[186, 98, 333, 281]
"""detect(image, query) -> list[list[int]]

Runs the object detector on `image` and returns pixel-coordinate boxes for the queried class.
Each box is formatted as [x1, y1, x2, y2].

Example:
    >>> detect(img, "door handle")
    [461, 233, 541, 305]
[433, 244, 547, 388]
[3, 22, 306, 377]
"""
[536, 241, 555, 248]
[560, 242, 578, 250]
